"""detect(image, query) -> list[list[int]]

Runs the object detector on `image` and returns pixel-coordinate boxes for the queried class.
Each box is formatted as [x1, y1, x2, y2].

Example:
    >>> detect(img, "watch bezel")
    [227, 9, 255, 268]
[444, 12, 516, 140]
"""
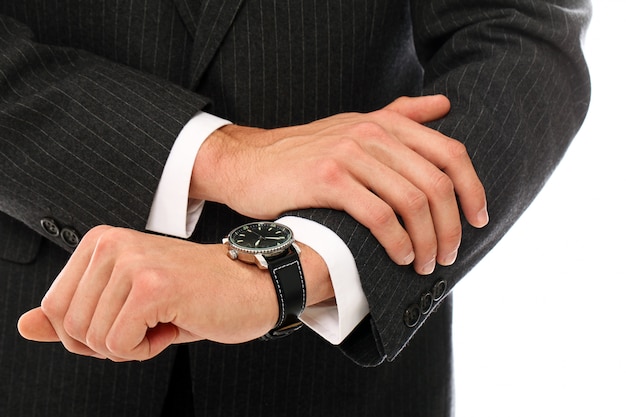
[225, 222, 295, 257]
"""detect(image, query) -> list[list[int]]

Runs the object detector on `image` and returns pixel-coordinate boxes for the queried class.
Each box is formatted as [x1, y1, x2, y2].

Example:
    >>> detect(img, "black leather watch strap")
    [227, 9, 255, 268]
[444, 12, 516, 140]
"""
[261, 247, 306, 340]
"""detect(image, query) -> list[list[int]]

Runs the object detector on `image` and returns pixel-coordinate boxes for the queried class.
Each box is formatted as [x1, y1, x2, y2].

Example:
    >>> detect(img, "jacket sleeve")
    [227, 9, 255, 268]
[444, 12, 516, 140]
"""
[292, 0, 591, 366]
[0, 13, 209, 246]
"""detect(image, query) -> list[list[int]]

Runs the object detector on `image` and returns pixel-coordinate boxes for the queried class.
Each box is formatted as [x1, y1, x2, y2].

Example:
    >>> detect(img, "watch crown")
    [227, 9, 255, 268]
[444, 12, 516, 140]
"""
[228, 249, 238, 260]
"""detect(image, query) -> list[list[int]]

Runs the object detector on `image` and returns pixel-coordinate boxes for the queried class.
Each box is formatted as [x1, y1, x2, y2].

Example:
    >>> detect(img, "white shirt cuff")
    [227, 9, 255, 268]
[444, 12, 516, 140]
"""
[146, 112, 231, 238]
[277, 216, 370, 345]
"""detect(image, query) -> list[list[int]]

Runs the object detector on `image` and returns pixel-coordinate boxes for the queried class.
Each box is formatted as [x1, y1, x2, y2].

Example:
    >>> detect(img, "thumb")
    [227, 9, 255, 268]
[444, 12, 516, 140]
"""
[17, 307, 60, 342]
[385, 95, 451, 123]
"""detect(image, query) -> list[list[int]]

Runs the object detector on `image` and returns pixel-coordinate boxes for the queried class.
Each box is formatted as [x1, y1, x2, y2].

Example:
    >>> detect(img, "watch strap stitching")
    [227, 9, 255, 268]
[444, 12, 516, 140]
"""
[271, 264, 287, 327]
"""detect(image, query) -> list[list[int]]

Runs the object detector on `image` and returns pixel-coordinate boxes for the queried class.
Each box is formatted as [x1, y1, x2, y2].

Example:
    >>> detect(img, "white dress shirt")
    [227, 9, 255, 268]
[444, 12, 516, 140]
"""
[146, 112, 369, 344]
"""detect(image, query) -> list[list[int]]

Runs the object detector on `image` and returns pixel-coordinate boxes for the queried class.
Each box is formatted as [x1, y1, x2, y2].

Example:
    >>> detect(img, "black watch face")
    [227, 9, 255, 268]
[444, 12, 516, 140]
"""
[228, 222, 293, 253]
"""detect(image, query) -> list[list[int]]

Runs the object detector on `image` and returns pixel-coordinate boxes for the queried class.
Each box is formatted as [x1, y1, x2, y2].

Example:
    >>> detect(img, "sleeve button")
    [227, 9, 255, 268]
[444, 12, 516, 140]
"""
[419, 292, 433, 315]
[60, 227, 81, 248]
[403, 304, 421, 328]
[432, 280, 447, 301]
[40, 217, 60, 237]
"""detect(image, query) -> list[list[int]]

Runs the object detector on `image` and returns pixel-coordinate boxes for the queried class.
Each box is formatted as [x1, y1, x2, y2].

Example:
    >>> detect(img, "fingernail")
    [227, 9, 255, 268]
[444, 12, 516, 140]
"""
[477, 207, 489, 227]
[402, 252, 415, 265]
[421, 257, 436, 275]
[441, 250, 458, 266]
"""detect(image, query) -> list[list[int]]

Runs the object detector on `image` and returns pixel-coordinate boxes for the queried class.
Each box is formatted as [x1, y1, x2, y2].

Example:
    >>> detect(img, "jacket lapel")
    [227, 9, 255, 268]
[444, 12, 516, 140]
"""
[189, 0, 245, 89]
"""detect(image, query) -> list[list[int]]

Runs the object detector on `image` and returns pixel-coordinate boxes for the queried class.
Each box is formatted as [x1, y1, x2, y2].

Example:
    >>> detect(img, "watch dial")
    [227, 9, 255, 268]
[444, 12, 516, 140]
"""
[229, 222, 293, 252]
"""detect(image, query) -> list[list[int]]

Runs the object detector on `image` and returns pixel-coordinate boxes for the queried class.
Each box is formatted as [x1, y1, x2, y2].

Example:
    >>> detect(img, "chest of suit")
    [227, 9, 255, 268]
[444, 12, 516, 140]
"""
[4, 0, 423, 127]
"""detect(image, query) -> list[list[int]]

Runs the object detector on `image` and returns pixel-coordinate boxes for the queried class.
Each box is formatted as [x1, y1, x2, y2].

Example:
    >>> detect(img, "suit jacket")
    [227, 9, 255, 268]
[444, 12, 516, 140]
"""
[0, 1, 591, 416]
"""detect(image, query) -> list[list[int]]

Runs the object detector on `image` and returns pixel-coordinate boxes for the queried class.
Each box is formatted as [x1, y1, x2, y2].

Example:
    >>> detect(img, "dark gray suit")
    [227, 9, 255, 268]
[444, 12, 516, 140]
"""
[0, 1, 590, 416]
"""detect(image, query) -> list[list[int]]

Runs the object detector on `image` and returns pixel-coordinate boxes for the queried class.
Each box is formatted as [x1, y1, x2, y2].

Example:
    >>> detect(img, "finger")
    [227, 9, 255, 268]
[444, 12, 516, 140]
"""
[352, 127, 463, 269]
[373, 112, 489, 228]
[18, 308, 105, 359]
[64, 237, 123, 348]
[349, 159, 440, 275]
[414, 136, 488, 228]
[341, 189, 419, 268]
[41, 225, 114, 356]
[81, 267, 133, 359]
[109, 322, 179, 361]
[17, 307, 59, 342]
[105, 285, 178, 361]
[322, 154, 439, 273]
[384, 95, 451, 124]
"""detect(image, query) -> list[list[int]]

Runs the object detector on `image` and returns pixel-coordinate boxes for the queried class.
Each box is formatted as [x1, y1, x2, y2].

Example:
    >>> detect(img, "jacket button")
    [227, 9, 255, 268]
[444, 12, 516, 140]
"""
[60, 227, 80, 248]
[40, 217, 60, 237]
[420, 292, 433, 314]
[432, 280, 447, 301]
[403, 304, 421, 328]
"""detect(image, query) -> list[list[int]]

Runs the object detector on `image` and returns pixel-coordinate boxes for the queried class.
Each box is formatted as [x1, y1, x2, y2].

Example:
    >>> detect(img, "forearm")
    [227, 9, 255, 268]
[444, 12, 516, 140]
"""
[0, 13, 209, 240]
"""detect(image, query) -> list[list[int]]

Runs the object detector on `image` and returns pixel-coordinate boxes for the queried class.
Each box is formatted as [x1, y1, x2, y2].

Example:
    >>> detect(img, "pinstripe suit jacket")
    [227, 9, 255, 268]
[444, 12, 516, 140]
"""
[0, 1, 590, 416]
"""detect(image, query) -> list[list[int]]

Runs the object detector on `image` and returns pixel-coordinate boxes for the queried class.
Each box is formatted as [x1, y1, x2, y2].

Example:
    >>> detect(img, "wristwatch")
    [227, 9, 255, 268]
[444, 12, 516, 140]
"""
[223, 221, 306, 339]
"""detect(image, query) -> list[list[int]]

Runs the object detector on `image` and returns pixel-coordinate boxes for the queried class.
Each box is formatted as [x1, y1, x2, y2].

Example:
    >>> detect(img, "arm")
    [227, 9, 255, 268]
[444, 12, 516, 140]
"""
[17, 225, 335, 360]
[0, 13, 209, 238]
[326, 0, 592, 364]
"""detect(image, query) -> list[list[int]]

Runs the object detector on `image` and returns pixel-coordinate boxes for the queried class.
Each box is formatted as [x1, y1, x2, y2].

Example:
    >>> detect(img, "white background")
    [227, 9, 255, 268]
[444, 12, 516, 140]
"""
[453, 0, 626, 416]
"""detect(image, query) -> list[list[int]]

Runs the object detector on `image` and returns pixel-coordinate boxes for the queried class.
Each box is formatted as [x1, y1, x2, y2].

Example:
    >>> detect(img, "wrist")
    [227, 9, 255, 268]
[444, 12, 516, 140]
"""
[189, 127, 229, 202]
[221, 221, 334, 339]
[189, 124, 267, 204]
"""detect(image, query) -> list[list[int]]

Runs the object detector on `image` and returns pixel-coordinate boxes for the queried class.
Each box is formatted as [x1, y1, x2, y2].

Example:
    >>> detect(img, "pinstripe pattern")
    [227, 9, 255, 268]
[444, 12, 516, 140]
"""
[0, 0, 590, 416]
[0, 2, 207, 235]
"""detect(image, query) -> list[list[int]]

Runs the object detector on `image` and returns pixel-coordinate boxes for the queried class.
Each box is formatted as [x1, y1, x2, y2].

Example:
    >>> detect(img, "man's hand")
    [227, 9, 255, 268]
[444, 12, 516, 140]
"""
[191, 95, 489, 275]
[17, 226, 332, 362]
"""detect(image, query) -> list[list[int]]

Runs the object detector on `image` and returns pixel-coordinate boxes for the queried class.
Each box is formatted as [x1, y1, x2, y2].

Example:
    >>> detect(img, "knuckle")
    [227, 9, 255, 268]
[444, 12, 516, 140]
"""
[90, 224, 112, 234]
[350, 121, 387, 139]
[445, 139, 469, 161]
[429, 172, 455, 198]
[389, 231, 412, 254]
[90, 228, 136, 263]
[82, 225, 112, 244]
[317, 158, 346, 186]
[404, 189, 429, 213]
[133, 268, 167, 300]
[90, 228, 124, 254]
[85, 328, 105, 352]
[104, 335, 127, 358]
[63, 314, 85, 340]
[40, 296, 61, 321]
[334, 135, 360, 151]
[440, 224, 463, 247]
[367, 203, 397, 229]
[98, 227, 132, 246]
